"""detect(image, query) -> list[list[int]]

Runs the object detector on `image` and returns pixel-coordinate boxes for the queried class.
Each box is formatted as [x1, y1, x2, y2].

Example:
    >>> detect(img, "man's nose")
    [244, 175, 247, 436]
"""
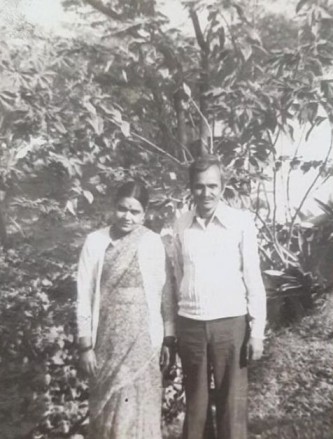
[202, 187, 209, 197]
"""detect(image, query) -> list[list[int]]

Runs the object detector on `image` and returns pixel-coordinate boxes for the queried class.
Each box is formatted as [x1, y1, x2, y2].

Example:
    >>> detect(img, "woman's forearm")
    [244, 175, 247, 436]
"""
[78, 336, 93, 349]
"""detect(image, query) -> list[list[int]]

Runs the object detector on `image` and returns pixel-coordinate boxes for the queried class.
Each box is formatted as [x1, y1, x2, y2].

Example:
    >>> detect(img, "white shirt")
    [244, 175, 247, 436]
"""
[173, 202, 266, 339]
[77, 226, 176, 348]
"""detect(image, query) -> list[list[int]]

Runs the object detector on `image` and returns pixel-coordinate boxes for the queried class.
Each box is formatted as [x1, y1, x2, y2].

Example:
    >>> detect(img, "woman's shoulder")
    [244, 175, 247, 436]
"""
[139, 226, 163, 247]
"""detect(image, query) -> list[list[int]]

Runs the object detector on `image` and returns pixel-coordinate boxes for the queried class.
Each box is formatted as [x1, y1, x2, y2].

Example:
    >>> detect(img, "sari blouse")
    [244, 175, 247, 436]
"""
[77, 226, 176, 348]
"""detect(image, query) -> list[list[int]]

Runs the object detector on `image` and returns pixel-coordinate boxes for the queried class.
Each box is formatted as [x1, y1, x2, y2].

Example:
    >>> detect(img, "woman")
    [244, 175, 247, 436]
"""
[76, 181, 176, 439]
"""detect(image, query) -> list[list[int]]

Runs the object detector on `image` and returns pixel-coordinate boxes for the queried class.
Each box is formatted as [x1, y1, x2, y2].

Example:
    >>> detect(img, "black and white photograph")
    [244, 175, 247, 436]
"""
[1, 0, 333, 438]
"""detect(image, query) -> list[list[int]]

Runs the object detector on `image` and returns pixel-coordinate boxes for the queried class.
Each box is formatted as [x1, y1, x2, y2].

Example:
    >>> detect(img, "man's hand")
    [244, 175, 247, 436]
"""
[246, 337, 264, 362]
[80, 349, 97, 377]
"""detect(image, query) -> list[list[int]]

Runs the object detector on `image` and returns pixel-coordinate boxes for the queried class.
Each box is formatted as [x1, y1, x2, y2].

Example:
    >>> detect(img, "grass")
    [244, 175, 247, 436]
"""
[248, 295, 333, 439]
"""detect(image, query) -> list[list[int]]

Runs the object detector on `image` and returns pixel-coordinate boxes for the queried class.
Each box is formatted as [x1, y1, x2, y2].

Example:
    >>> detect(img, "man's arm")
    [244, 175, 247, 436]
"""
[241, 212, 267, 359]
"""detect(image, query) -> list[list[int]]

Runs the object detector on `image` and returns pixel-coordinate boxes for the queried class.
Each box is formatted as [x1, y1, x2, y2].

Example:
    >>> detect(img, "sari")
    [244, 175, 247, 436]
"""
[88, 225, 163, 439]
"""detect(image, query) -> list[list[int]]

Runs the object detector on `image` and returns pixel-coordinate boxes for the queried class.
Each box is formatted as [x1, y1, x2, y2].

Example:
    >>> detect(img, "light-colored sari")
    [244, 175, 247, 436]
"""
[88, 225, 162, 439]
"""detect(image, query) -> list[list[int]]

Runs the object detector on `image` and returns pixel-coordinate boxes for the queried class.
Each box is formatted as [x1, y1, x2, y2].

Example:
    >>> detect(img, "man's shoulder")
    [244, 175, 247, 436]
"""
[223, 203, 252, 218]
[218, 202, 254, 228]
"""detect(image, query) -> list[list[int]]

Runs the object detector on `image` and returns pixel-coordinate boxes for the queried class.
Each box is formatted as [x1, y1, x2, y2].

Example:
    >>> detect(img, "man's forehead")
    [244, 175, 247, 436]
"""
[193, 164, 224, 182]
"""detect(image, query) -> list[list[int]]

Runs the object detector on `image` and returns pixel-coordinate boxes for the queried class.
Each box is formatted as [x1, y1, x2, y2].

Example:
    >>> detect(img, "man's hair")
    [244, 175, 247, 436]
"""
[189, 155, 224, 188]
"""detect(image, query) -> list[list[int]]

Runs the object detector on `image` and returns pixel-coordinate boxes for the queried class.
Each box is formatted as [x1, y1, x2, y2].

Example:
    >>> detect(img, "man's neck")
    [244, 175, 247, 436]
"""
[196, 209, 215, 227]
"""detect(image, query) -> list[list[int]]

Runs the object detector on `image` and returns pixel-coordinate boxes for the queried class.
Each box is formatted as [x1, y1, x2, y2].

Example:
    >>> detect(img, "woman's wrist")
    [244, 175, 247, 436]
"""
[163, 336, 177, 348]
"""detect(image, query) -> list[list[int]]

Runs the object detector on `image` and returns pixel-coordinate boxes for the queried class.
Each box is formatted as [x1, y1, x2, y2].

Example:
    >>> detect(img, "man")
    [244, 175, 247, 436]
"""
[173, 155, 266, 439]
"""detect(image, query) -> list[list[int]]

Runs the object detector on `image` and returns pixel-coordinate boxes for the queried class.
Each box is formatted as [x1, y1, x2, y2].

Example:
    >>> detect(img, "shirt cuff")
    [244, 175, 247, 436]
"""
[250, 319, 266, 339]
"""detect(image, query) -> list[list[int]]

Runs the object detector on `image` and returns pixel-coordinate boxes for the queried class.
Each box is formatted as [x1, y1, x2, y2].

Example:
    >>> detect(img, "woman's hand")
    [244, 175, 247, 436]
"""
[160, 336, 177, 377]
[80, 349, 97, 377]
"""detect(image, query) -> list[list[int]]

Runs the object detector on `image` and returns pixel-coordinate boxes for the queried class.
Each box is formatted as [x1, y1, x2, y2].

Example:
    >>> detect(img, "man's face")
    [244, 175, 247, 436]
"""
[191, 165, 224, 218]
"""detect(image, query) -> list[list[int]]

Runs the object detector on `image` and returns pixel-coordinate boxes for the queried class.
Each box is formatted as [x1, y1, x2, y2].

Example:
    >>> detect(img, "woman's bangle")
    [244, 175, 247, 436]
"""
[163, 336, 177, 348]
[78, 345, 93, 354]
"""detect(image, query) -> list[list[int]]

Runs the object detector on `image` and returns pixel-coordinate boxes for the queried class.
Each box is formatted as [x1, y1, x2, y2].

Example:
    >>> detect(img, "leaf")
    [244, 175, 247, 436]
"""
[88, 114, 104, 136]
[83, 190, 94, 204]
[65, 199, 77, 216]
[51, 350, 64, 366]
[54, 121, 67, 135]
[0, 96, 14, 112]
[183, 83, 192, 97]
[120, 121, 130, 137]
[15, 144, 33, 160]
[314, 198, 333, 217]
[316, 6, 333, 20]
[264, 269, 286, 277]
[83, 100, 97, 116]
[240, 43, 252, 61]
[296, 0, 310, 13]
[122, 70, 128, 83]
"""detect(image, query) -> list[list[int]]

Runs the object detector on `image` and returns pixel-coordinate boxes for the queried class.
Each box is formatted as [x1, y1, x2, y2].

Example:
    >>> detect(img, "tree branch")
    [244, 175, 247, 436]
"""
[286, 125, 333, 254]
[189, 9, 209, 54]
[85, 0, 123, 20]
[131, 133, 183, 165]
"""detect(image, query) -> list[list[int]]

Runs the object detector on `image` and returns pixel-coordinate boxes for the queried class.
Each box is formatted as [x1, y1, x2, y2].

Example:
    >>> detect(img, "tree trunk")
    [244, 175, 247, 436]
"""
[199, 49, 210, 155]
[174, 88, 188, 161]
[190, 8, 210, 156]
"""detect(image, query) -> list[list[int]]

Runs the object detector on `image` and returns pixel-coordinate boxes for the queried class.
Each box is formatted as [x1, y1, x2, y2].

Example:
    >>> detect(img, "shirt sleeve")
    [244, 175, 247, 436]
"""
[76, 235, 96, 339]
[161, 250, 177, 337]
[241, 212, 267, 339]
[172, 220, 184, 294]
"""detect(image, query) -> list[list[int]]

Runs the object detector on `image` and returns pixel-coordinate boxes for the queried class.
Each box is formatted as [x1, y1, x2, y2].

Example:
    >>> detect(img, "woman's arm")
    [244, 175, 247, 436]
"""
[77, 235, 95, 339]
[77, 235, 98, 375]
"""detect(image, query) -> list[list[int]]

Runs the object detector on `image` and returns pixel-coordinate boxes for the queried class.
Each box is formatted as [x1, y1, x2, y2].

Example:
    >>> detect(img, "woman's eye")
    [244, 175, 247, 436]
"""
[117, 207, 127, 213]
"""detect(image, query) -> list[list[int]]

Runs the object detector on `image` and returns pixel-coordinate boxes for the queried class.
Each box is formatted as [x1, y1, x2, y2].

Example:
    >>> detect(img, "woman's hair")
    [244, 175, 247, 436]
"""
[189, 154, 224, 188]
[114, 181, 149, 210]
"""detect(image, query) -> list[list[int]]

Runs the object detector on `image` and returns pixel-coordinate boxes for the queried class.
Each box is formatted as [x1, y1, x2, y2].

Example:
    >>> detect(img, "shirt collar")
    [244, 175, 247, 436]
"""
[192, 200, 231, 228]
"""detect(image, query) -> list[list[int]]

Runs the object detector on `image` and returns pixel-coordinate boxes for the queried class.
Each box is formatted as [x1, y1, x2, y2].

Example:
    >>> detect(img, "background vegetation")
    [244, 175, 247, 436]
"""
[1, 0, 333, 437]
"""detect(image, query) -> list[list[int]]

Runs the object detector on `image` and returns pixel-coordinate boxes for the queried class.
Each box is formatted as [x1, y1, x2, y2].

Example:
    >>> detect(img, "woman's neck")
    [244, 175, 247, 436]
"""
[109, 225, 127, 241]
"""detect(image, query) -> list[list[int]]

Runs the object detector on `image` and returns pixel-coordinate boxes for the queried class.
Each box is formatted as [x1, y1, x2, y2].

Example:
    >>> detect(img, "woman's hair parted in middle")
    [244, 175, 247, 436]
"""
[115, 181, 149, 210]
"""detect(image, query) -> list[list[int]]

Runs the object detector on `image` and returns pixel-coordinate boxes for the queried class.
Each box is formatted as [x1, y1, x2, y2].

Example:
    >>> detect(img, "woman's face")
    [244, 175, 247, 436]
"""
[113, 197, 145, 235]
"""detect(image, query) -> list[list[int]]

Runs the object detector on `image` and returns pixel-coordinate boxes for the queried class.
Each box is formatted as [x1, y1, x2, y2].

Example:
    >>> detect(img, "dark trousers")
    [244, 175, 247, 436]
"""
[177, 315, 249, 439]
